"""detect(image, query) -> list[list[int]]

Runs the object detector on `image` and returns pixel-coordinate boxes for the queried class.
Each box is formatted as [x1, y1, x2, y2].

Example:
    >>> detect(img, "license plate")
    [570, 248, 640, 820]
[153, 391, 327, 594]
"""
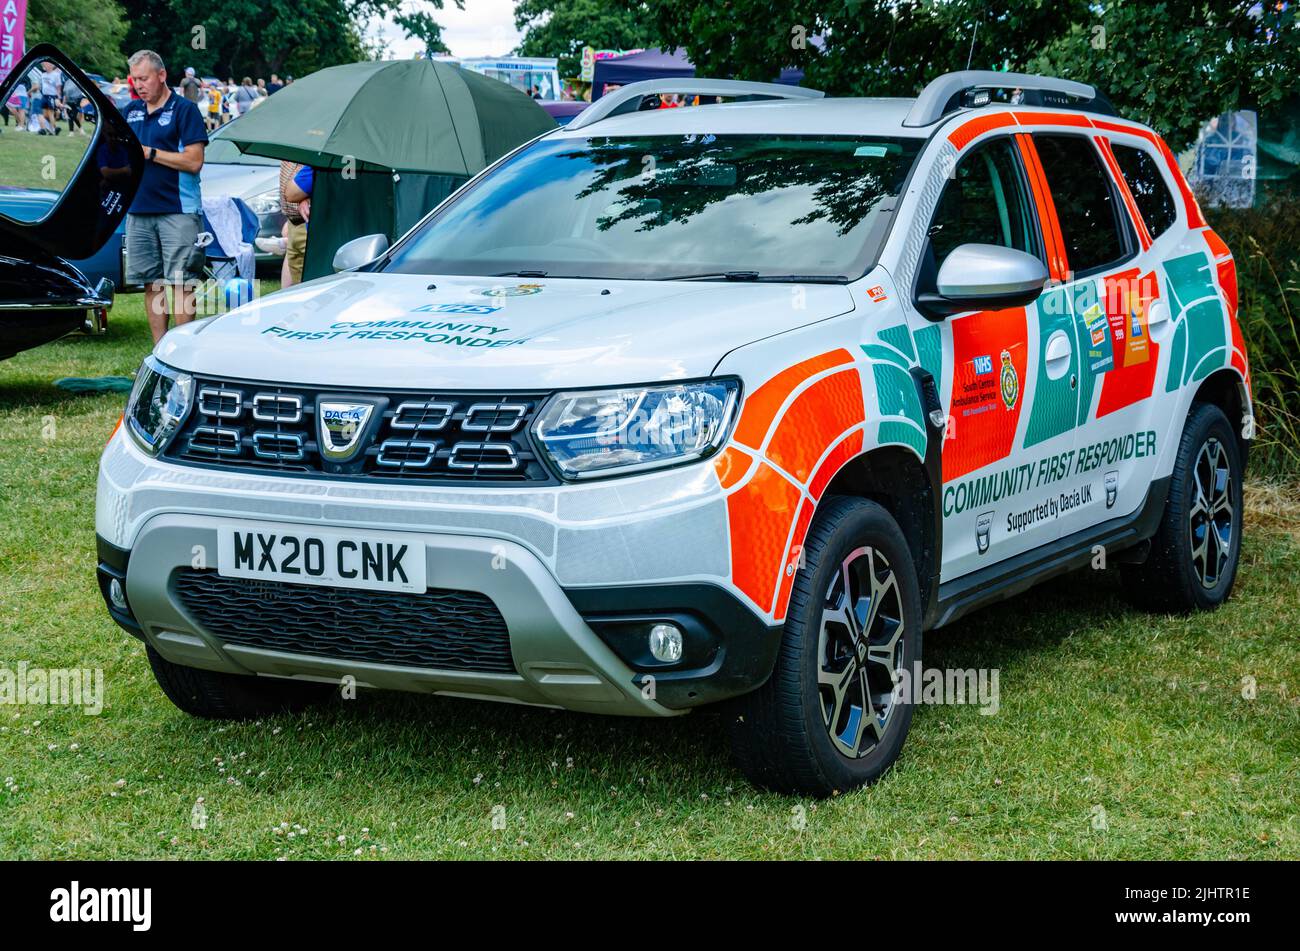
[216, 524, 426, 593]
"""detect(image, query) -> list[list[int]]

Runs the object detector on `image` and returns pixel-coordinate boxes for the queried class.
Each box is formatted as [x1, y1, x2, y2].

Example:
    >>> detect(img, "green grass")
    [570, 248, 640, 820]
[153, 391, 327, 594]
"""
[0, 290, 1297, 860]
[0, 128, 93, 194]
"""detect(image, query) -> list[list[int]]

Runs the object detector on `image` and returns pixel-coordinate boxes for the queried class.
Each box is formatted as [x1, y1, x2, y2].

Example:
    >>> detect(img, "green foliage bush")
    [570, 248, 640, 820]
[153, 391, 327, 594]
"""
[1206, 190, 1300, 473]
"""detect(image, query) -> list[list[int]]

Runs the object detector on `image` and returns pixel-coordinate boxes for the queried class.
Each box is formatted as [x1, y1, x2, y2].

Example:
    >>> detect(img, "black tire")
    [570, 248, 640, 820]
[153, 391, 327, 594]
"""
[1121, 403, 1244, 613]
[146, 646, 331, 719]
[728, 497, 922, 796]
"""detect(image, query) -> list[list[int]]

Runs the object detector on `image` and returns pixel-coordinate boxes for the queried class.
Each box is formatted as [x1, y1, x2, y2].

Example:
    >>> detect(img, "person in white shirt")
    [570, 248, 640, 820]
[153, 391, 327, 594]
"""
[224, 79, 239, 122]
[38, 61, 63, 135]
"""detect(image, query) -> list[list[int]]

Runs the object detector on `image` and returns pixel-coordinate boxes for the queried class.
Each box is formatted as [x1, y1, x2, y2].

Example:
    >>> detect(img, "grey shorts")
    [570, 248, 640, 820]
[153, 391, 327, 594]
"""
[125, 213, 206, 285]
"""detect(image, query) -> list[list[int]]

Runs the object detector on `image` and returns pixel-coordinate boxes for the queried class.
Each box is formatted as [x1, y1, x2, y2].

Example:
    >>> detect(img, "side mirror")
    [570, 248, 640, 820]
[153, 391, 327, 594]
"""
[920, 243, 1049, 317]
[333, 233, 389, 272]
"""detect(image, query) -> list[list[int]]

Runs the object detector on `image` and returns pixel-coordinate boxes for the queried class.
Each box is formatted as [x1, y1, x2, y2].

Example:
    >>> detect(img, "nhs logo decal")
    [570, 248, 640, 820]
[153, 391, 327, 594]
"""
[412, 303, 502, 316]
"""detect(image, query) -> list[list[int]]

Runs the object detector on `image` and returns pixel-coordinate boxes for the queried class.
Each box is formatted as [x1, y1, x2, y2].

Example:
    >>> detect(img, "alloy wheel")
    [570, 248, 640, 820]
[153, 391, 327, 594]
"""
[1189, 436, 1234, 589]
[816, 546, 906, 759]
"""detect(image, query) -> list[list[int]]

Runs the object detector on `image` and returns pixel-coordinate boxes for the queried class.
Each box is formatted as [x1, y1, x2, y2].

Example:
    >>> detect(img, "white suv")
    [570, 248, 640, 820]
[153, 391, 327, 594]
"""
[97, 72, 1251, 796]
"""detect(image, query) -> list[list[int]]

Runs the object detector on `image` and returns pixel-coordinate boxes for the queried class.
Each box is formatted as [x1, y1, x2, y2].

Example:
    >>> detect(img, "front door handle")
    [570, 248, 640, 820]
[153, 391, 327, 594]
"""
[1044, 329, 1072, 380]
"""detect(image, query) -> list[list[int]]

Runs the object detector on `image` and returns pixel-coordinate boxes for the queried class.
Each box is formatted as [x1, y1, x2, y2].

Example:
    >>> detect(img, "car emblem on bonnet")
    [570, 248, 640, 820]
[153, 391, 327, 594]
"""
[318, 401, 375, 461]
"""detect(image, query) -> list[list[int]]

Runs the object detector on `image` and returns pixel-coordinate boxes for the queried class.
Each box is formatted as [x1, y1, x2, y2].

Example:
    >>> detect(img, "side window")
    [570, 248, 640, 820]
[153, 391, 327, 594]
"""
[1111, 143, 1178, 238]
[1033, 134, 1129, 275]
[927, 137, 1039, 267]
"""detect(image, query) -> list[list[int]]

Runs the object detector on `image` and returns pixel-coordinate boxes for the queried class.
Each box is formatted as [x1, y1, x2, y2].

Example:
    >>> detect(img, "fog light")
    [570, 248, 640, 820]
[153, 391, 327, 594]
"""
[648, 623, 683, 663]
[108, 578, 128, 611]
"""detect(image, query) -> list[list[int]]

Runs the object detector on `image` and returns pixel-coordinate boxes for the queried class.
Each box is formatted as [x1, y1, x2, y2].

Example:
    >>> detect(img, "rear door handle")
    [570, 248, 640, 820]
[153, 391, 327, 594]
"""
[1146, 299, 1171, 340]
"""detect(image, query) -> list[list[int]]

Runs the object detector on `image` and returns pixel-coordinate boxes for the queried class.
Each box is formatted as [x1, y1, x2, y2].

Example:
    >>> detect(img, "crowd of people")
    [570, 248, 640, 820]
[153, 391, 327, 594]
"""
[109, 69, 294, 132]
[2, 63, 295, 138]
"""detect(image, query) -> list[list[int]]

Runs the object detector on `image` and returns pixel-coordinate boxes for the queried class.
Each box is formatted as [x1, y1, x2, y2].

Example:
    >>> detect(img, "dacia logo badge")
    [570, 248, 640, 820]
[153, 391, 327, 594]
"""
[318, 401, 374, 461]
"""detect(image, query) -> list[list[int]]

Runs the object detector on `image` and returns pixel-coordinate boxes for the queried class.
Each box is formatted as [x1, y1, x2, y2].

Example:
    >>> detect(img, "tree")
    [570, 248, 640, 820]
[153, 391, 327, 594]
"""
[644, 1, 1300, 151]
[25, 0, 130, 77]
[118, 0, 359, 78]
[393, 9, 452, 57]
[1030, 2, 1300, 151]
[115, 0, 436, 81]
[515, 0, 662, 79]
[644, 1, 1082, 97]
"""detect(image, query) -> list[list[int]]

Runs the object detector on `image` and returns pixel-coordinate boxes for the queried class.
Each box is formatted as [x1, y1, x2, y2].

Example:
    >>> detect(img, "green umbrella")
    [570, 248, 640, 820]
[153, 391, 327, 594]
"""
[222, 59, 555, 175]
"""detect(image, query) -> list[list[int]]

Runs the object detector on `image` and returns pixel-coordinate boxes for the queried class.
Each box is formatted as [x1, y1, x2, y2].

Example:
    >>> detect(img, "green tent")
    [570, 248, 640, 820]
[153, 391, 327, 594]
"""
[301, 169, 468, 283]
[223, 58, 556, 280]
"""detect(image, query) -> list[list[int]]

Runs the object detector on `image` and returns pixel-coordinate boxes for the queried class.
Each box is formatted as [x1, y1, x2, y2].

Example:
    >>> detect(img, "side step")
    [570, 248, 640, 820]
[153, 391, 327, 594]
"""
[927, 476, 1170, 629]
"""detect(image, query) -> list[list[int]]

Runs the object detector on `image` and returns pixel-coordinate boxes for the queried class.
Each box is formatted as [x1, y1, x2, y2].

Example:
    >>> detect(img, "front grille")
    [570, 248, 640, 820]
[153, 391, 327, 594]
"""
[173, 569, 516, 674]
[162, 377, 554, 484]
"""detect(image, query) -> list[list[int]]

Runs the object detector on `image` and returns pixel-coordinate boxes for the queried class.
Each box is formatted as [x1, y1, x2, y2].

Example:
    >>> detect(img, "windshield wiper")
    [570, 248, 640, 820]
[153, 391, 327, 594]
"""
[662, 271, 849, 284]
[662, 271, 761, 281]
[752, 274, 850, 284]
[488, 271, 610, 280]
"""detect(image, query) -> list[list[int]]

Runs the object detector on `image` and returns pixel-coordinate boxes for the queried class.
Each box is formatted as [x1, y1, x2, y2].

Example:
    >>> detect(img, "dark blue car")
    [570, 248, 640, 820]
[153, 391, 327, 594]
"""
[0, 185, 128, 291]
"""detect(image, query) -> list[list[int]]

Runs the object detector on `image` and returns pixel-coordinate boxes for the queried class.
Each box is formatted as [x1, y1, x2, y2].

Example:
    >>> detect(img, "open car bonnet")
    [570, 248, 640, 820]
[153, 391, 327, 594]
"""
[0, 44, 143, 262]
[157, 272, 858, 388]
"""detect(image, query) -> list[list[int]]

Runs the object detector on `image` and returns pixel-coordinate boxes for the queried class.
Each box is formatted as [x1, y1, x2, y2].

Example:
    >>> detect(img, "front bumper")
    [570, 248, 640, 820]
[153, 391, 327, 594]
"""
[96, 433, 781, 715]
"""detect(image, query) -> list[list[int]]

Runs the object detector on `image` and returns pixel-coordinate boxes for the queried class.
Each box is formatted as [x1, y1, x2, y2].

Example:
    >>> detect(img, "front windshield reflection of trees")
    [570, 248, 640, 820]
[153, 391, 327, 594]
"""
[384, 135, 922, 281]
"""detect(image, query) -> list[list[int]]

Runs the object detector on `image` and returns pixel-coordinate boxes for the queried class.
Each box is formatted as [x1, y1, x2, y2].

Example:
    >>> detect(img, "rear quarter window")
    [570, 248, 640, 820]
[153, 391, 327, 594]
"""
[1111, 143, 1178, 238]
[1034, 134, 1130, 275]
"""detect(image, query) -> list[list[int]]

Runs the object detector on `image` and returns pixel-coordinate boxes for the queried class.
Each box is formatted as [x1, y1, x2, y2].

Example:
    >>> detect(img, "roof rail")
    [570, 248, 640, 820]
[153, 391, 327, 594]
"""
[567, 79, 824, 131]
[903, 70, 1106, 127]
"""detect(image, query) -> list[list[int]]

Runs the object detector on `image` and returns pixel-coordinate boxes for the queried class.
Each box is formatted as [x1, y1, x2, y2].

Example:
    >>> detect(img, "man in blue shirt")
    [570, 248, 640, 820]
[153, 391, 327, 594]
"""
[121, 50, 209, 344]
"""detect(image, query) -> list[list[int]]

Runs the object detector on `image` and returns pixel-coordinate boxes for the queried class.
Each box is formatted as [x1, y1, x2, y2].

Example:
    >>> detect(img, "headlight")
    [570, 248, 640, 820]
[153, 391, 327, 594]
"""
[125, 356, 193, 455]
[533, 379, 740, 479]
[245, 188, 281, 216]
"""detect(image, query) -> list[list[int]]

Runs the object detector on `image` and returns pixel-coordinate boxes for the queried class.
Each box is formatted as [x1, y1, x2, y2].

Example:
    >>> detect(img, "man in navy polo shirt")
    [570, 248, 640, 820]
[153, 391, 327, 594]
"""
[121, 50, 208, 344]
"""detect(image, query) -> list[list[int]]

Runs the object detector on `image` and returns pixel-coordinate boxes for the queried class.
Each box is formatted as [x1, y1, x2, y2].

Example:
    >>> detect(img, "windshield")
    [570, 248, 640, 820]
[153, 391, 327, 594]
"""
[382, 133, 923, 281]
